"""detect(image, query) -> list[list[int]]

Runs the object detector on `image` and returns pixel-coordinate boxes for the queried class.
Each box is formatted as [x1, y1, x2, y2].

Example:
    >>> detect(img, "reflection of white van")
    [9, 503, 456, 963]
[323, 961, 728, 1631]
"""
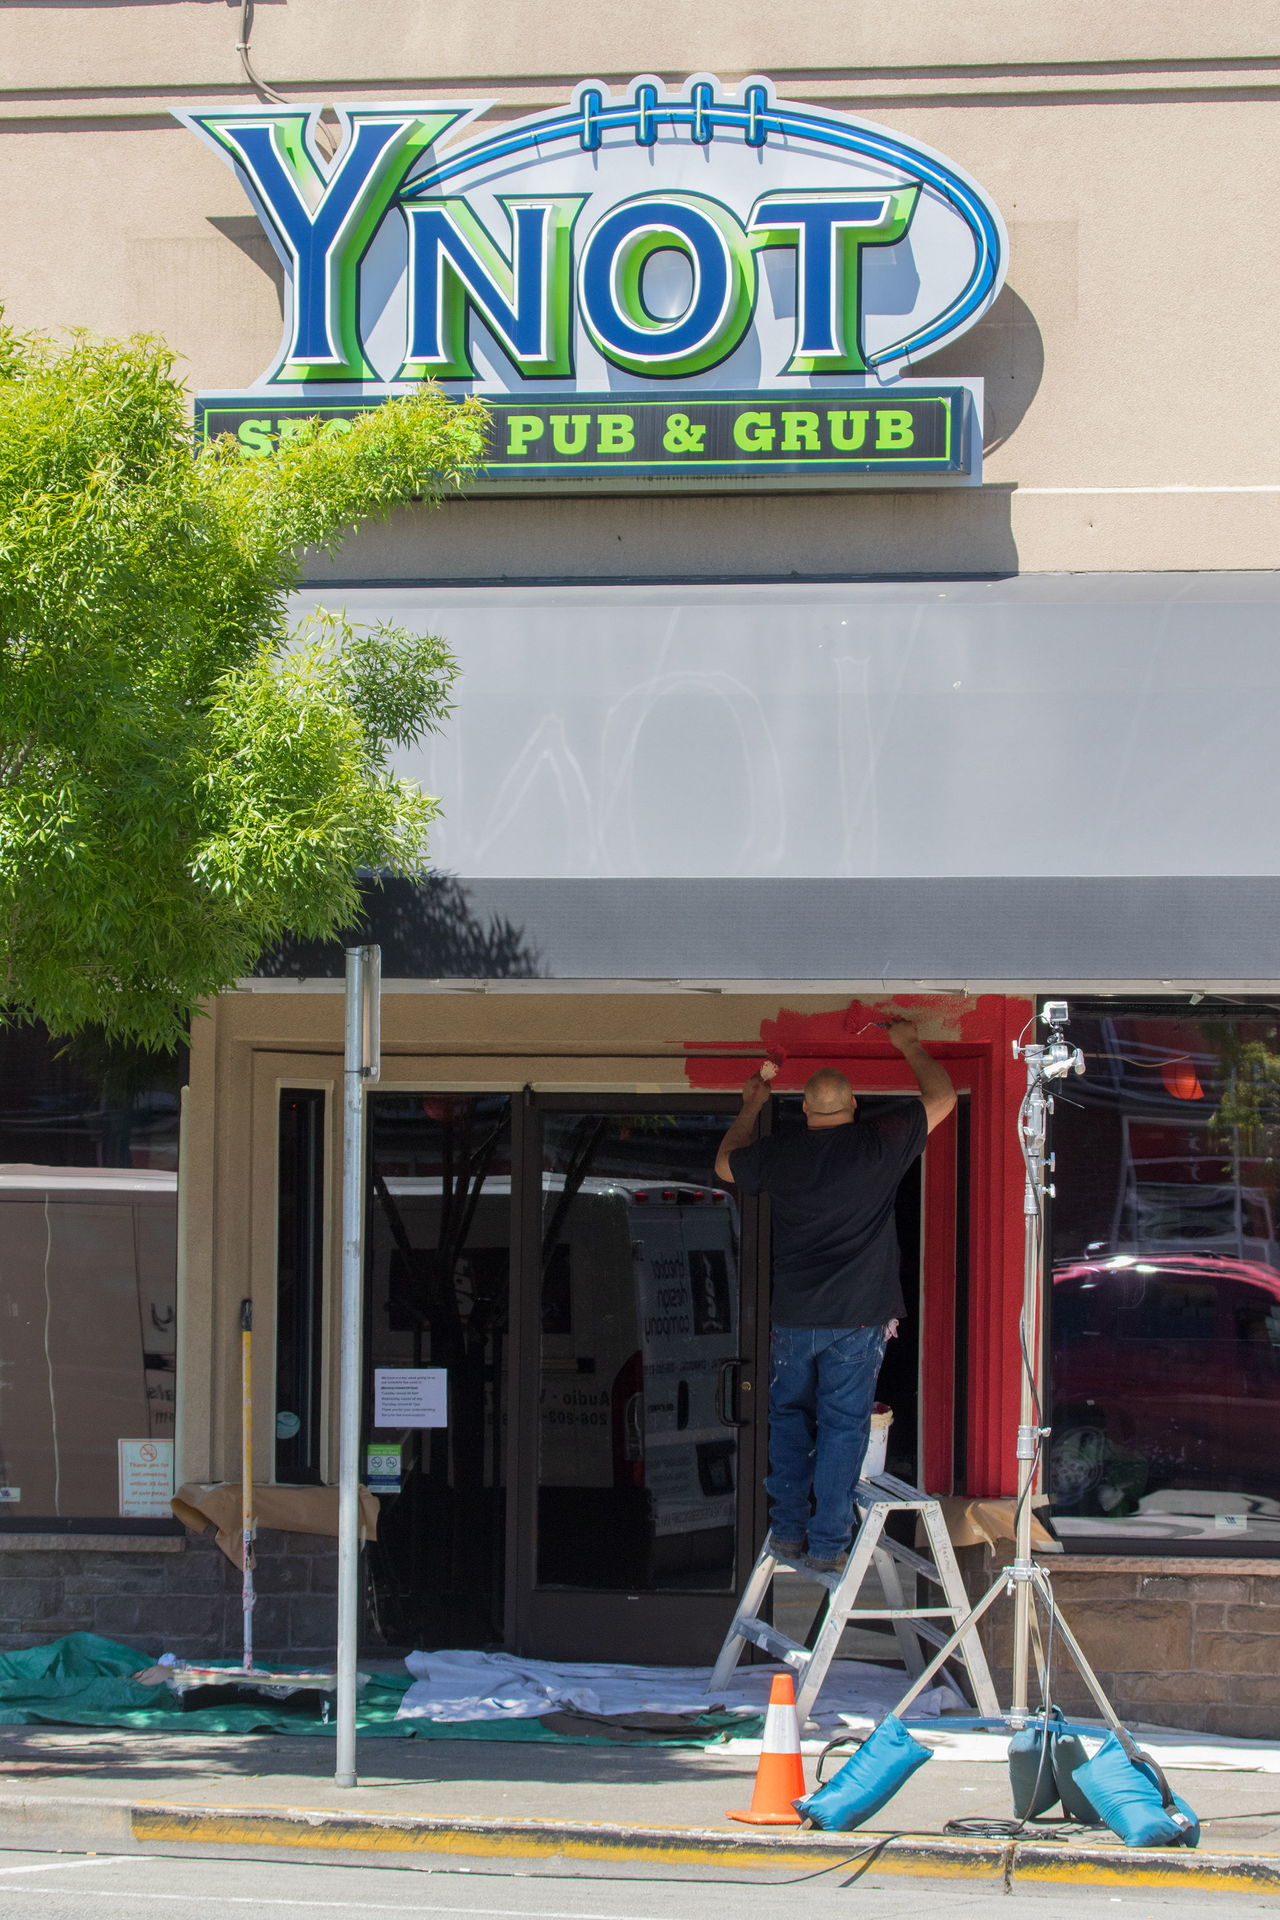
[371, 1176, 741, 1543]
[539, 1180, 741, 1539]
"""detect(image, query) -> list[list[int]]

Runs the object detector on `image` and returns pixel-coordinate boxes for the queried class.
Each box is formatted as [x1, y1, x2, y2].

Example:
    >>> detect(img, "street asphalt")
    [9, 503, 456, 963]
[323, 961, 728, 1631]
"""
[0, 1847, 1276, 1919]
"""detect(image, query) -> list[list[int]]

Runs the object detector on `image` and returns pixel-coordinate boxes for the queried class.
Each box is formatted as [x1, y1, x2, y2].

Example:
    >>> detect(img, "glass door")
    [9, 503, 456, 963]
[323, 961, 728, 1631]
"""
[362, 1091, 514, 1649]
[512, 1094, 765, 1663]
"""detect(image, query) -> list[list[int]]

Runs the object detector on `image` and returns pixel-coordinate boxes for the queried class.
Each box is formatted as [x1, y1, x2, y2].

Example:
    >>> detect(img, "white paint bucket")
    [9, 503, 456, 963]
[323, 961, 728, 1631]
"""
[860, 1402, 893, 1479]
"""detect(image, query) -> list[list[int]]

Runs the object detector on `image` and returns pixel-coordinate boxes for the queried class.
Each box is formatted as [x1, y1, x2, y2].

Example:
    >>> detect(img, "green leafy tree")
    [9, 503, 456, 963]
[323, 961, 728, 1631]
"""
[1210, 1025, 1280, 1177]
[0, 319, 487, 1046]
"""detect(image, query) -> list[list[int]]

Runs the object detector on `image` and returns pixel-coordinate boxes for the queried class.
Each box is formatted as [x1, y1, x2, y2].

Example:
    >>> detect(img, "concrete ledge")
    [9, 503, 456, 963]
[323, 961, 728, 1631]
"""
[119, 1801, 1280, 1893]
[0, 1536, 186, 1553]
[1042, 1557, 1280, 1578]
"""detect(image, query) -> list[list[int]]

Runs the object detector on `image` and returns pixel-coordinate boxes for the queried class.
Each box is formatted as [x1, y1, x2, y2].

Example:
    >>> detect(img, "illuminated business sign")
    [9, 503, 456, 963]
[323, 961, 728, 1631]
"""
[182, 76, 1006, 487]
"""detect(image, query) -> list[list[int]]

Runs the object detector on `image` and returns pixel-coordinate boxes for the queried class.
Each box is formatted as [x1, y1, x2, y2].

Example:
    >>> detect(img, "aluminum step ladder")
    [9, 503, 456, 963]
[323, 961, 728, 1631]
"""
[708, 1470, 1000, 1726]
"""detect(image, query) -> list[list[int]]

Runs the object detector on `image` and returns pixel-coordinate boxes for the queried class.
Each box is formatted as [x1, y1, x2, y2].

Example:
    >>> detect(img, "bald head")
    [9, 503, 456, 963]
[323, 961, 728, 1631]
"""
[803, 1068, 856, 1126]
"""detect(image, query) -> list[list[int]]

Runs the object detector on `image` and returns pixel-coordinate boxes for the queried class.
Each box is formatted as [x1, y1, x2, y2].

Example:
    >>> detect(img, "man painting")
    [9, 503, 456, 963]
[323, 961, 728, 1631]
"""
[715, 1019, 956, 1571]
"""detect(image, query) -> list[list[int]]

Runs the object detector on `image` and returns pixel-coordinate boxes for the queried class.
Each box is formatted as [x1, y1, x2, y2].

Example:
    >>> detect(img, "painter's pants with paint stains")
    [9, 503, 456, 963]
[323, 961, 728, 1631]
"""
[766, 1323, 888, 1560]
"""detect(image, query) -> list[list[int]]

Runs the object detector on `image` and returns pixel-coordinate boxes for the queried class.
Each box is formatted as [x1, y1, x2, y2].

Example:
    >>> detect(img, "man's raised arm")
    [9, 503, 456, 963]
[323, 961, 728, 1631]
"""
[715, 1071, 773, 1182]
[886, 1018, 957, 1133]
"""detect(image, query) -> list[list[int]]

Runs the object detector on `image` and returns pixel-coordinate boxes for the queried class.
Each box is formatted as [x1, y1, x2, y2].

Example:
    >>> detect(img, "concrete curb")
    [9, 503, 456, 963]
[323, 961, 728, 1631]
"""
[2, 1795, 1267, 1893]
[2, 1794, 1277, 1893]
[1, 1795, 134, 1851]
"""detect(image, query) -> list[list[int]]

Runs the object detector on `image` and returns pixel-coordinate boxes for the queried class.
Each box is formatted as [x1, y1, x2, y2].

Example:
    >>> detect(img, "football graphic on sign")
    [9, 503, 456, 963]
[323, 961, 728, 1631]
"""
[183, 76, 1006, 483]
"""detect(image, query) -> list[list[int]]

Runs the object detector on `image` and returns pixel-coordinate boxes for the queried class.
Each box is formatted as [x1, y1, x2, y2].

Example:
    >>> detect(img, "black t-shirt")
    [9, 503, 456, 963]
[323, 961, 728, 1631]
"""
[728, 1103, 928, 1328]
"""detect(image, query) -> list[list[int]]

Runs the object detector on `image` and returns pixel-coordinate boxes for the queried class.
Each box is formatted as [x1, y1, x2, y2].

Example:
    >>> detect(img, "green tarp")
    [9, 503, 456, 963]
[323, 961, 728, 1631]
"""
[0, 1634, 756, 1744]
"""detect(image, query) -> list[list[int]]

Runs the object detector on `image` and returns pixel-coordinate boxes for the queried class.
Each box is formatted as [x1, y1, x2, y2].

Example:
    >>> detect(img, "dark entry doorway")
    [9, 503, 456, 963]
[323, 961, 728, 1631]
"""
[767, 1094, 922, 1486]
[363, 1092, 513, 1649]
[356, 1083, 932, 1664]
[512, 1095, 763, 1663]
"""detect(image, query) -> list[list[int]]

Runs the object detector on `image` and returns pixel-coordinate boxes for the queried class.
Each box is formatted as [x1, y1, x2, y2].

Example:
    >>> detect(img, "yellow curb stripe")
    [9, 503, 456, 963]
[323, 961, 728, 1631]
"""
[131, 1810, 1002, 1877]
[128, 1807, 1280, 1896]
[1014, 1854, 1279, 1895]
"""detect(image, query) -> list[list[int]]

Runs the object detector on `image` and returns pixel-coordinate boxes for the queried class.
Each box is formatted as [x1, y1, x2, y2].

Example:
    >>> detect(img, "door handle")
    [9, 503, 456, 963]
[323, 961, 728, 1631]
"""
[716, 1359, 750, 1427]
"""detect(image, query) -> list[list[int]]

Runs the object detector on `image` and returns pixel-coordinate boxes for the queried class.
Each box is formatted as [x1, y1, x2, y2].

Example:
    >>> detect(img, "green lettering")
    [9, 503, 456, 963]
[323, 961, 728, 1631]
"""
[828, 409, 869, 452]
[506, 414, 545, 455]
[596, 413, 636, 454]
[733, 409, 775, 453]
[550, 413, 591, 455]
[876, 409, 914, 450]
[236, 418, 273, 457]
[780, 410, 820, 453]
[662, 412, 706, 453]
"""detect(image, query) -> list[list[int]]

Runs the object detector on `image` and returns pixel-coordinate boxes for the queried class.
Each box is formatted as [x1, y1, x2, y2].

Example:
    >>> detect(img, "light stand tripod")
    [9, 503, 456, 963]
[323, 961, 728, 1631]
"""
[883, 1001, 1127, 1736]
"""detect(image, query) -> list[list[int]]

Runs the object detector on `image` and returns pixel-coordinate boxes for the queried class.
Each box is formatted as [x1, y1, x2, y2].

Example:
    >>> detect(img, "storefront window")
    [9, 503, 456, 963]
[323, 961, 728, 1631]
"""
[1050, 1007, 1280, 1547]
[275, 1090, 327, 1484]
[0, 1026, 184, 1523]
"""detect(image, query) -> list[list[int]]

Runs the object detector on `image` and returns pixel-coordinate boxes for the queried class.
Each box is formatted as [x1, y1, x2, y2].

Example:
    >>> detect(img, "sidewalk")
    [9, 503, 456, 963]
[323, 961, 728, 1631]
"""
[3, 1720, 1280, 1894]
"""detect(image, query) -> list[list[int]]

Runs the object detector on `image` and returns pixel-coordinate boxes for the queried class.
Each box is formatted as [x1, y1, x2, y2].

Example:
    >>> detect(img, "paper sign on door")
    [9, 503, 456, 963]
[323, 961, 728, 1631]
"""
[373, 1368, 448, 1428]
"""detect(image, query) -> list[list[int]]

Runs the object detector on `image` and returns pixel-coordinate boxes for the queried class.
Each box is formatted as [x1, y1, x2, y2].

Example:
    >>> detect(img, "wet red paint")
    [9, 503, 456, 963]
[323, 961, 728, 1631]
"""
[683, 993, 1007, 1091]
[686, 992, 1035, 1498]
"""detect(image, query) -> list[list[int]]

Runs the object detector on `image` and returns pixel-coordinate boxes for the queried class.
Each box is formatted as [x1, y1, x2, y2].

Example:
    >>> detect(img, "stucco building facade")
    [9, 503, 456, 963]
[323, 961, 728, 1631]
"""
[2, 3, 1279, 1735]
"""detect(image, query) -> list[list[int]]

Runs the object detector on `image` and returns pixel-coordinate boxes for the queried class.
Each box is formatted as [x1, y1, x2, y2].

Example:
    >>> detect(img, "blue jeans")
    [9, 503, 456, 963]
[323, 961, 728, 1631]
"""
[766, 1325, 888, 1560]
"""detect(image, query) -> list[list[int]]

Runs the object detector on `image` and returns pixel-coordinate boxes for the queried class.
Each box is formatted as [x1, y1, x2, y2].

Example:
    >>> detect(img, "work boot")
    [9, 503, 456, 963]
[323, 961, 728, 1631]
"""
[767, 1532, 806, 1561]
[804, 1550, 848, 1574]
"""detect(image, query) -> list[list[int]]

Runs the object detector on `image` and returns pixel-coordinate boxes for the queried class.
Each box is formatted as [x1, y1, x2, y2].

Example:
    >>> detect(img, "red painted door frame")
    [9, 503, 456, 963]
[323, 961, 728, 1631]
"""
[920, 1105, 958, 1492]
[686, 994, 1032, 1497]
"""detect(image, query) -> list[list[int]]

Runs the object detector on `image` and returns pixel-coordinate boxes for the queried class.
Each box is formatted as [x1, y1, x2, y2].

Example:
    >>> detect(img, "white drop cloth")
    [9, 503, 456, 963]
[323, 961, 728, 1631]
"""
[397, 1649, 965, 1727]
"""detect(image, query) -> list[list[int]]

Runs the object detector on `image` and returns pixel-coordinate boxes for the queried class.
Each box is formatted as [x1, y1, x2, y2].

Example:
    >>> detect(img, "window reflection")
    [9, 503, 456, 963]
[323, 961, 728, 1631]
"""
[275, 1091, 326, 1484]
[364, 1093, 511, 1646]
[1051, 1011, 1280, 1544]
[0, 1027, 183, 1520]
[536, 1110, 741, 1592]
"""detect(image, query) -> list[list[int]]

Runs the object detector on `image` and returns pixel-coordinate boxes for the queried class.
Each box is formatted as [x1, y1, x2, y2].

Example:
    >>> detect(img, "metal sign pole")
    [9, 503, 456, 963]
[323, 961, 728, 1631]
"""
[335, 943, 380, 1789]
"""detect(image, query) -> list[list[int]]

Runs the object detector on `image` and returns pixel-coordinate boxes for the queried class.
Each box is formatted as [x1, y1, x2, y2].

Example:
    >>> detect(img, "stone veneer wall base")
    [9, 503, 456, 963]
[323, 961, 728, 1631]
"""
[958, 1549, 1280, 1742]
[0, 1528, 340, 1665]
[1, 1536, 1277, 1740]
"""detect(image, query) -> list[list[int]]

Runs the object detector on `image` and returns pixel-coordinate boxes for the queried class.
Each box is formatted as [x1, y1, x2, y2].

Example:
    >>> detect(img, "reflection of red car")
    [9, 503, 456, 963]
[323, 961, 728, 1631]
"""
[1051, 1254, 1280, 1516]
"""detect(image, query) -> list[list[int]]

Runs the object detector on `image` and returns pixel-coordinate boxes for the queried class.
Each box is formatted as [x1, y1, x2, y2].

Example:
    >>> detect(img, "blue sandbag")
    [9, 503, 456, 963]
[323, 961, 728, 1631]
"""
[1050, 1730, 1098, 1823]
[796, 1715, 933, 1831]
[1008, 1719, 1063, 1817]
[1072, 1734, 1200, 1848]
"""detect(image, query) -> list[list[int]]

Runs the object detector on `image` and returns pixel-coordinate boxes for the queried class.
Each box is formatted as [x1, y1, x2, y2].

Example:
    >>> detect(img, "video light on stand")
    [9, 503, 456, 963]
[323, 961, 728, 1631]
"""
[868, 1000, 1198, 1846]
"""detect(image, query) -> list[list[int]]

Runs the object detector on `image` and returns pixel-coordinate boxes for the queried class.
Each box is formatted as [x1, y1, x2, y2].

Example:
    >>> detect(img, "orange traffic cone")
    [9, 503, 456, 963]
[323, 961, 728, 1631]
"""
[727, 1673, 806, 1824]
